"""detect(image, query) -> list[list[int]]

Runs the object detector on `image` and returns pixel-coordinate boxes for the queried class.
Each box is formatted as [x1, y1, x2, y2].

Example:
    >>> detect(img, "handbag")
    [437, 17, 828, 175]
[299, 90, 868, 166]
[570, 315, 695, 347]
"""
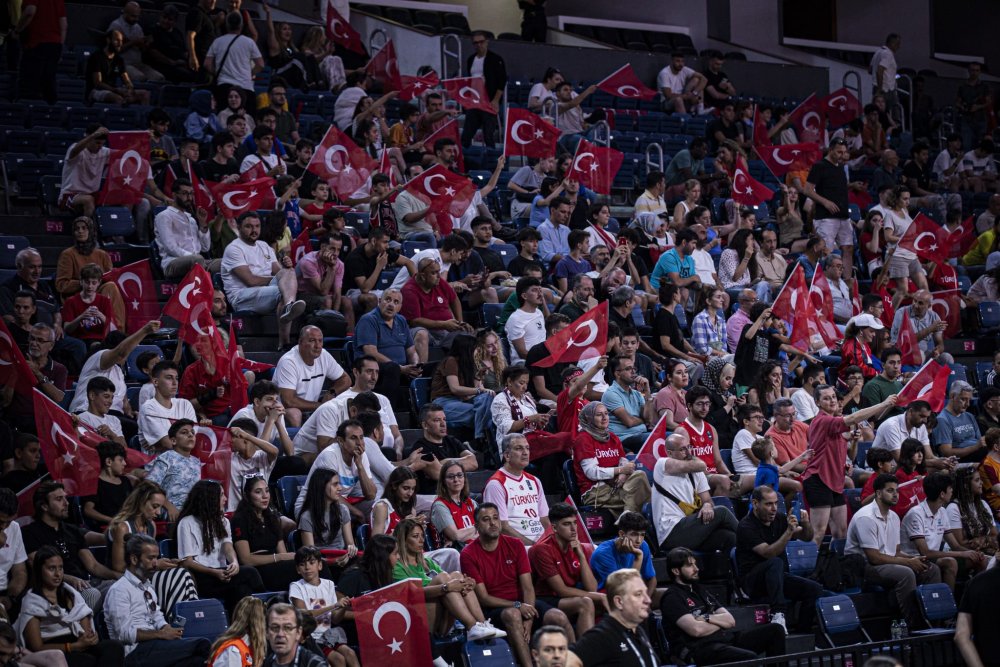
[653, 474, 704, 516]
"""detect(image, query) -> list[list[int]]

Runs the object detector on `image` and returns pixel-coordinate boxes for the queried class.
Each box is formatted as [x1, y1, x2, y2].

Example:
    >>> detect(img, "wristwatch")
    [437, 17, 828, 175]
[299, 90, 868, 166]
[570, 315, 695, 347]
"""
[513, 601, 522, 609]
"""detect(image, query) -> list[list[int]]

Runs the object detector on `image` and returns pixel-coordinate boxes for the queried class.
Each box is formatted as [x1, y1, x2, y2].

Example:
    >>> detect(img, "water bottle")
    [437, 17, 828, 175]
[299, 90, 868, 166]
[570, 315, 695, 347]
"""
[899, 619, 908, 638]
[890, 620, 900, 640]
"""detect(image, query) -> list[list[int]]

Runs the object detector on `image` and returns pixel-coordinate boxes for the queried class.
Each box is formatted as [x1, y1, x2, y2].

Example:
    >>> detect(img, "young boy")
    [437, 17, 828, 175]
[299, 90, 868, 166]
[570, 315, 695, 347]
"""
[302, 181, 337, 232]
[860, 447, 896, 505]
[137, 360, 197, 455]
[753, 436, 810, 503]
[289, 545, 359, 667]
[227, 418, 279, 512]
[275, 175, 304, 238]
[61, 263, 114, 347]
[135, 350, 163, 411]
[78, 376, 127, 446]
[82, 441, 133, 526]
[0, 434, 43, 494]
[146, 418, 202, 518]
[321, 209, 355, 262]
[228, 380, 295, 454]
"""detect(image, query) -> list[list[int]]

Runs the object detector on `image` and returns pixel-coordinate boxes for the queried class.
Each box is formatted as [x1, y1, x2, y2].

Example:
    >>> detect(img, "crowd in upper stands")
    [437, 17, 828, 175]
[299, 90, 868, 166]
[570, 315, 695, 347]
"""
[3, 1, 1000, 666]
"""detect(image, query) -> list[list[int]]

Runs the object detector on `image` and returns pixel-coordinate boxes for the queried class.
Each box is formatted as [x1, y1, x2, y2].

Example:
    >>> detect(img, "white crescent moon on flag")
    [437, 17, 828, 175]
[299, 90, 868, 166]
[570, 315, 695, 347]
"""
[121, 149, 144, 176]
[0, 331, 12, 366]
[771, 149, 794, 166]
[51, 423, 78, 454]
[802, 111, 821, 132]
[828, 95, 847, 108]
[510, 120, 533, 145]
[569, 320, 598, 348]
[196, 424, 219, 456]
[177, 276, 200, 308]
[222, 190, 250, 211]
[372, 601, 412, 639]
[912, 232, 936, 251]
[916, 383, 934, 398]
[573, 152, 595, 173]
[324, 145, 349, 174]
[458, 86, 481, 103]
[732, 170, 748, 194]
[617, 85, 640, 97]
[330, 18, 348, 39]
[118, 272, 143, 299]
[189, 302, 214, 337]
[652, 437, 666, 458]
[932, 297, 950, 320]
[423, 173, 446, 196]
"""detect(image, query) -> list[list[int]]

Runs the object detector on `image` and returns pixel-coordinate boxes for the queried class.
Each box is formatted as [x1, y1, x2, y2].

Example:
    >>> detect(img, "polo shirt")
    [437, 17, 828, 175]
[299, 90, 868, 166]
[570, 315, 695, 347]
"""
[589, 539, 655, 590]
[569, 614, 659, 667]
[844, 500, 899, 557]
[399, 278, 457, 323]
[601, 382, 648, 440]
[873, 414, 929, 453]
[354, 309, 413, 365]
[529, 532, 594, 597]
[650, 248, 695, 290]
[736, 511, 790, 575]
[460, 534, 530, 602]
[933, 409, 982, 462]
[900, 500, 949, 556]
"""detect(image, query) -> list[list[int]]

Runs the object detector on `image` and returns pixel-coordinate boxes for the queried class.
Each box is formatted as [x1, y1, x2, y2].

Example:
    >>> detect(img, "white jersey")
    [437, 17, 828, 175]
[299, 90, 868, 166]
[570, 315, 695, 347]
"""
[482, 468, 548, 543]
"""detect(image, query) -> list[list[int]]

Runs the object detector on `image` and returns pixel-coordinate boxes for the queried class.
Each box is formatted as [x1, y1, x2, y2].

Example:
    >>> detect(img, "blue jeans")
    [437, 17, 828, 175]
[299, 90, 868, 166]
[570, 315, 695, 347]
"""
[403, 231, 437, 248]
[436, 393, 493, 439]
[125, 637, 211, 667]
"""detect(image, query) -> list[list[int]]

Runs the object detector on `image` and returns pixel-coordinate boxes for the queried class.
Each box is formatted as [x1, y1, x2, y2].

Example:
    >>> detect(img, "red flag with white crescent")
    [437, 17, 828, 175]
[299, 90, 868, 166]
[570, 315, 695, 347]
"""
[354, 579, 432, 665]
[755, 142, 822, 178]
[569, 139, 623, 195]
[34, 390, 103, 496]
[364, 40, 402, 92]
[324, 0, 365, 54]
[809, 269, 842, 348]
[898, 213, 951, 266]
[185, 421, 233, 495]
[421, 120, 465, 172]
[595, 63, 658, 101]
[730, 157, 774, 207]
[308, 125, 377, 200]
[503, 107, 560, 159]
[161, 264, 226, 361]
[98, 131, 150, 206]
[948, 216, 976, 258]
[102, 259, 159, 334]
[441, 76, 496, 114]
[210, 177, 276, 218]
[534, 301, 609, 368]
[822, 87, 863, 129]
[0, 318, 36, 393]
[896, 360, 950, 412]
[895, 308, 923, 366]
[930, 289, 962, 338]
[399, 73, 439, 101]
[635, 414, 669, 471]
[788, 94, 827, 144]
[401, 164, 476, 217]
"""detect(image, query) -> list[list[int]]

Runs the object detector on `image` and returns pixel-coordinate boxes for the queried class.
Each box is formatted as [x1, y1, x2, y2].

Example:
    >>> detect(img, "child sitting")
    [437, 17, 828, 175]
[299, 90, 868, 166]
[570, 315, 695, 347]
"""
[859, 447, 896, 505]
[289, 545, 359, 667]
[226, 418, 279, 512]
[275, 174, 304, 237]
[302, 181, 337, 232]
[135, 350, 162, 408]
[82, 440, 134, 526]
[61, 263, 114, 351]
[752, 436, 811, 504]
[145, 418, 202, 520]
[0, 434, 44, 494]
[78, 376, 127, 446]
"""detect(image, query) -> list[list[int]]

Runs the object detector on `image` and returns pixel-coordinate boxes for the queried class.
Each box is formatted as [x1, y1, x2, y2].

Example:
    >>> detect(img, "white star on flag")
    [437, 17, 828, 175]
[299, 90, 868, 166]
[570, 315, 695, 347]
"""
[387, 638, 403, 654]
[929, 243, 938, 251]
[344, 165, 353, 173]
[249, 190, 258, 197]
[123, 175, 132, 185]
[444, 186, 455, 196]
[131, 299, 139, 311]
[589, 163, 598, 172]
[62, 451, 74, 465]
[534, 129, 544, 138]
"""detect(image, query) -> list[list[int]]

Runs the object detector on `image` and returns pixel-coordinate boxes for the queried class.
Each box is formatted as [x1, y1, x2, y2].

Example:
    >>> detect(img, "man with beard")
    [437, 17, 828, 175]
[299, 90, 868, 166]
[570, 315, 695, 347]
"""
[85, 29, 150, 105]
[2, 322, 67, 434]
[153, 178, 218, 279]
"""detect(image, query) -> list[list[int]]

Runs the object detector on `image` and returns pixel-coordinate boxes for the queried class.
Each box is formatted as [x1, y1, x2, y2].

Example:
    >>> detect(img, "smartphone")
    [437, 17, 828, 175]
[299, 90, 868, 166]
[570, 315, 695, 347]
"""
[617, 236, 629, 248]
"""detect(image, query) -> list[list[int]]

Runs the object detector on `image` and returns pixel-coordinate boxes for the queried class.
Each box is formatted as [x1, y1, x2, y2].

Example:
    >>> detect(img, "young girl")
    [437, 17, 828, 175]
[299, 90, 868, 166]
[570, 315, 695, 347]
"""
[176, 480, 264, 615]
[370, 466, 418, 537]
[297, 469, 358, 567]
[290, 546, 359, 667]
[231, 476, 298, 592]
[227, 420, 279, 512]
[16, 547, 125, 667]
[208, 596, 267, 667]
[430, 459, 478, 550]
[145, 419, 202, 518]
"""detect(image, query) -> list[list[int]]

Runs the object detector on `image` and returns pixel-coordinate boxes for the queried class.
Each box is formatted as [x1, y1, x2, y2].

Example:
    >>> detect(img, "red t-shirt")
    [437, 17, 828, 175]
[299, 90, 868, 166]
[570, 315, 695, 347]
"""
[301, 202, 335, 233]
[677, 420, 717, 473]
[802, 412, 848, 493]
[178, 359, 231, 417]
[60, 293, 112, 341]
[572, 431, 625, 494]
[460, 534, 530, 602]
[528, 532, 594, 597]
[556, 388, 587, 435]
[399, 278, 457, 323]
[23, 0, 66, 49]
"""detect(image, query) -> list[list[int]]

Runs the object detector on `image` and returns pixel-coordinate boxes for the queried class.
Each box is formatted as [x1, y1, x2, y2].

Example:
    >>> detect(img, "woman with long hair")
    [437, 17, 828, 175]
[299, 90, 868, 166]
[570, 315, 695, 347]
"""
[430, 334, 495, 441]
[176, 480, 264, 614]
[776, 187, 808, 252]
[107, 481, 198, 618]
[55, 216, 125, 329]
[263, 4, 299, 75]
[585, 202, 617, 250]
[392, 518, 501, 641]
[672, 179, 702, 230]
[719, 228, 765, 301]
[338, 534, 397, 598]
[370, 466, 418, 537]
[747, 361, 791, 419]
[491, 365, 572, 460]
[896, 438, 927, 484]
[859, 209, 885, 276]
[473, 329, 506, 393]
[208, 596, 267, 667]
[945, 466, 998, 567]
[655, 359, 689, 430]
[838, 316, 883, 382]
[216, 86, 255, 133]
[883, 186, 931, 296]
[231, 476, 299, 591]
[430, 460, 478, 550]
[297, 470, 358, 569]
[15, 547, 125, 667]
[690, 285, 729, 358]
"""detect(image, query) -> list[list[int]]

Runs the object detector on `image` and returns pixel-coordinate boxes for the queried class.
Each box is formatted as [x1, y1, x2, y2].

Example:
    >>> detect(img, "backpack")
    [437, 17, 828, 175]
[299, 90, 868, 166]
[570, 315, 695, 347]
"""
[810, 545, 866, 592]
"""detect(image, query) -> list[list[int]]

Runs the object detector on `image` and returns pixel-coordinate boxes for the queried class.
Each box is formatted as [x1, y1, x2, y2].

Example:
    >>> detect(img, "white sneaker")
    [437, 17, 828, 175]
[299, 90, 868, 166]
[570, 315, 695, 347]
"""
[771, 611, 788, 635]
[467, 622, 496, 641]
[432, 657, 450, 667]
[484, 619, 507, 639]
[279, 300, 306, 323]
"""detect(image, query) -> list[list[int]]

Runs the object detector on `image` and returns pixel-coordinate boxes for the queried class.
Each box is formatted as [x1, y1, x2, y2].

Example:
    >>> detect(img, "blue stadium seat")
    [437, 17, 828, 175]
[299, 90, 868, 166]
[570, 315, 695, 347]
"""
[95, 207, 136, 239]
[720, 448, 733, 471]
[482, 302, 503, 330]
[402, 240, 432, 257]
[276, 475, 306, 518]
[0, 235, 29, 269]
[854, 440, 873, 468]
[979, 301, 1000, 332]
[175, 599, 228, 642]
[913, 583, 957, 633]
[356, 524, 371, 550]
[376, 269, 396, 291]
[975, 361, 993, 388]
[410, 377, 431, 415]
[493, 243, 518, 268]
[785, 540, 818, 576]
[159, 538, 176, 558]
[816, 595, 871, 647]
[126, 345, 162, 383]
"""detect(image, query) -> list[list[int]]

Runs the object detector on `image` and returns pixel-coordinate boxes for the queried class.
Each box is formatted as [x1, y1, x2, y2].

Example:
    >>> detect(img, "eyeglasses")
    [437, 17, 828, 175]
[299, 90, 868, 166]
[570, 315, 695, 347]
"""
[268, 624, 299, 634]
[445, 473, 465, 480]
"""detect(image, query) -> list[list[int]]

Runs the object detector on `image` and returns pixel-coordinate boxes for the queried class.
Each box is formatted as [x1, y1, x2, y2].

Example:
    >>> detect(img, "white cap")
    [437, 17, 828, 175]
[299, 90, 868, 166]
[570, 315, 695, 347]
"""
[849, 313, 885, 330]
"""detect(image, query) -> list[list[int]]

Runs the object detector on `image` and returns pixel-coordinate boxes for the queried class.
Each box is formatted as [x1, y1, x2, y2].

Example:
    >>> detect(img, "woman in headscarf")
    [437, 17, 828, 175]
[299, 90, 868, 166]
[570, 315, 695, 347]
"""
[55, 216, 126, 330]
[632, 211, 672, 267]
[571, 402, 651, 517]
[702, 357, 742, 449]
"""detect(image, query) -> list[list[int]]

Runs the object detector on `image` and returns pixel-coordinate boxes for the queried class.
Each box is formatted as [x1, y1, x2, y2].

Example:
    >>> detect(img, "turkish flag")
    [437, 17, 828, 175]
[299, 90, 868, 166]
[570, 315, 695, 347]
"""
[210, 177, 276, 218]
[441, 76, 496, 114]
[850, 278, 862, 317]
[399, 73, 439, 102]
[930, 289, 962, 338]
[308, 125, 377, 201]
[635, 414, 669, 472]
[895, 309, 923, 365]
[948, 216, 976, 258]
[896, 360, 950, 412]
[421, 120, 465, 172]
[98, 131, 150, 206]
[162, 264, 226, 362]
[289, 229, 313, 267]
[569, 139, 623, 195]
[16, 477, 45, 520]
[74, 417, 152, 471]
[770, 264, 814, 351]
[929, 262, 958, 292]
[504, 107, 560, 159]
[892, 477, 926, 519]
[809, 269, 842, 348]
[788, 94, 827, 144]
[822, 87, 863, 129]
[563, 496, 594, 544]
[324, 0, 365, 54]
[354, 579, 432, 665]
[34, 390, 102, 496]
[0, 318, 36, 393]
[534, 301, 609, 368]
[898, 213, 951, 266]
[596, 64, 657, 101]
[752, 104, 769, 147]
[402, 164, 476, 217]
[364, 40, 402, 92]
[239, 161, 267, 183]
[189, 422, 233, 495]
[188, 164, 216, 217]
[228, 321, 250, 415]
[755, 142, 822, 178]
[103, 259, 158, 334]
[730, 158, 774, 207]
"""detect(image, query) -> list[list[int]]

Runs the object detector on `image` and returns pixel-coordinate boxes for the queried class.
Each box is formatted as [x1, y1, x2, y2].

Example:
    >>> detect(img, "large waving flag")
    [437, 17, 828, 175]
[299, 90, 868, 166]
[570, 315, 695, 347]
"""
[534, 302, 609, 368]
[895, 360, 950, 412]
[596, 64, 657, 101]
[102, 259, 158, 334]
[98, 131, 150, 206]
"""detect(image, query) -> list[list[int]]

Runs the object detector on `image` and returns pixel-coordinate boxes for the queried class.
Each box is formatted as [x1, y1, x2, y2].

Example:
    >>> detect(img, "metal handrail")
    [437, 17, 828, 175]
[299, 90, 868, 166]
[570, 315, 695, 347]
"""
[541, 97, 558, 127]
[592, 120, 611, 147]
[841, 70, 862, 104]
[441, 33, 462, 80]
[645, 142, 664, 174]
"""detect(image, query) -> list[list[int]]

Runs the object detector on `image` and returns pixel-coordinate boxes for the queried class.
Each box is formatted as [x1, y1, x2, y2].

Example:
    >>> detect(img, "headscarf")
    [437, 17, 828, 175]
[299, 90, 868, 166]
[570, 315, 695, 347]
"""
[634, 212, 662, 241]
[73, 216, 98, 256]
[577, 401, 610, 443]
[702, 357, 734, 398]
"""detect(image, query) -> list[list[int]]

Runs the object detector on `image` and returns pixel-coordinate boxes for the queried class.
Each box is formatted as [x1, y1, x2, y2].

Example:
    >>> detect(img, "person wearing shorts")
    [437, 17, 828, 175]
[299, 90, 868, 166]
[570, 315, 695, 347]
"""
[883, 187, 931, 292]
[803, 138, 855, 279]
[802, 385, 899, 547]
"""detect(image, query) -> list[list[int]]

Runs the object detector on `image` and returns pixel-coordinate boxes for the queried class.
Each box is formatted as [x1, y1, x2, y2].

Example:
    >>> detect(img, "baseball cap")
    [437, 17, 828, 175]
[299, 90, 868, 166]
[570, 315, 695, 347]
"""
[849, 313, 885, 330]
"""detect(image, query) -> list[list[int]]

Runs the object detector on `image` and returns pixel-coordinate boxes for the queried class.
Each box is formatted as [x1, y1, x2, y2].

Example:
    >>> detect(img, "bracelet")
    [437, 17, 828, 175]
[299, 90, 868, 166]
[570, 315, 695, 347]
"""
[65, 642, 71, 653]
[273, 554, 277, 563]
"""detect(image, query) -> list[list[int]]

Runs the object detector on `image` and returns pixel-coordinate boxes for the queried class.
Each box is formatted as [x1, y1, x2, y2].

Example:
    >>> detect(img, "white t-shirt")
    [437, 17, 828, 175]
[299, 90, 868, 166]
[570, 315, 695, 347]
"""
[292, 400, 342, 456]
[227, 450, 275, 512]
[238, 152, 283, 175]
[289, 578, 340, 640]
[70, 350, 125, 413]
[900, 500, 949, 556]
[932, 150, 960, 182]
[528, 83, 554, 112]
[504, 308, 545, 365]
[945, 499, 993, 534]
[221, 238, 277, 298]
[333, 86, 366, 131]
[391, 248, 447, 291]
[791, 389, 819, 422]
[137, 397, 197, 454]
[657, 65, 695, 94]
[139, 383, 155, 408]
[579, 354, 610, 395]
[324, 389, 397, 449]
[273, 348, 346, 404]
[884, 209, 916, 261]
[870, 46, 897, 92]
[690, 248, 716, 286]
[59, 144, 110, 198]
[652, 460, 709, 545]
[177, 516, 233, 568]
[229, 405, 286, 445]
[206, 34, 262, 90]
[872, 414, 929, 453]
[77, 411, 123, 438]
[362, 436, 392, 496]
[731, 429, 756, 475]
[294, 443, 373, 514]
[470, 55, 485, 79]
[0, 522, 27, 590]
[845, 501, 899, 557]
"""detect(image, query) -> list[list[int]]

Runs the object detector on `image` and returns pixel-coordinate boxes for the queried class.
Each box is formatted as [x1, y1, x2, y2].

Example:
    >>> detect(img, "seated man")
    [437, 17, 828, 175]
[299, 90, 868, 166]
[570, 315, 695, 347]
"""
[934, 381, 985, 464]
[735, 486, 822, 633]
[220, 211, 306, 349]
[153, 178, 216, 279]
[845, 473, 941, 629]
[505, 277, 547, 366]
[659, 546, 785, 665]
[526, 313, 571, 404]
[589, 511, 664, 605]
[601, 355, 656, 452]
[272, 324, 351, 428]
[343, 227, 416, 315]
[405, 403, 479, 506]
[321, 356, 403, 455]
[355, 288, 424, 395]
[873, 400, 954, 471]
[461, 503, 574, 667]
[483, 434, 550, 546]
[400, 257, 474, 359]
[137, 360, 197, 455]
[292, 419, 376, 522]
[0, 489, 26, 616]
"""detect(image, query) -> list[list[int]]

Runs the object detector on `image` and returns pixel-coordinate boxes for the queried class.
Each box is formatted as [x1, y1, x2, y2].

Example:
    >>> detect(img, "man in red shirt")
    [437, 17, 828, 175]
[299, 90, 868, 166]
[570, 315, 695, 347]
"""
[528, 503, 604, 637]
[178, 342, 231, 424]
[16, 0, 66, 104]
[400, 257, 473, 359]
[461, 503, 573, 667]
[766, 398, 810, 471]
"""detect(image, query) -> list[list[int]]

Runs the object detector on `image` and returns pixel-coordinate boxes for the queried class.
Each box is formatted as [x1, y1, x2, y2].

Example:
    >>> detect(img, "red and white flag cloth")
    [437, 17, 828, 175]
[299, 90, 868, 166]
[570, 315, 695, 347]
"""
[770, 263, 814, 351]
[534, 302, 609, 368]
[788, 94, 827, 144]
[421, 119, 465, 172]
[930, 289, 963, 338]
[441, 76, 496, 114]
[755, 142, 822, 178]
[102, 259, 158, 333]
[161, 264, 226, 362]
[0, 318, 36, 393]
[948, 216, 977, 258]
[563, 496, 594, 544]
[308, 125, 378, 200]
[895, 360, 950, 412]
[635, 414, 669, 472]
[324, 0, 365, 54]
[730, 157, 774, 207]
[752, 104, 770, 147]
[898, 213, 952, 266]
[401, 164, 476, 217]
[503, 107, 560, 159]
[596, 64, 658, 101]
[210, 177, 276, 218]
[364, 40, 402, 91]
[354, 579, 432, 665]
[893, 478, 926, 519]
[809, 269, 843, 348]
[190, 422, 233, 496]
[895, 308, 923, 366]
[399, 73, 439, 101]
[289, 229, 312, 267]
[98, 131, 151, 206]
[822, 87, 863, 128]
[569, 139, 624, 195]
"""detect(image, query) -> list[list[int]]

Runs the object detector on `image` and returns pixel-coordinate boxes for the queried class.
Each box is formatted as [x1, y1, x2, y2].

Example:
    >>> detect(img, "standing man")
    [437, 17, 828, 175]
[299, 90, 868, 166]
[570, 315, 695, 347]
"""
[185, 0, 217, 81]
[870, 34, 901, 113]
[803, 139, 855, 279]
[15, 0, 67, 104]
[463, 31, 506, 147]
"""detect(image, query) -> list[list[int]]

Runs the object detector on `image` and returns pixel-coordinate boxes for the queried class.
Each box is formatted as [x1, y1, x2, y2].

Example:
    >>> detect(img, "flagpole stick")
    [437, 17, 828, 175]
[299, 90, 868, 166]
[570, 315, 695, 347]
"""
[595, 63, 628, 90]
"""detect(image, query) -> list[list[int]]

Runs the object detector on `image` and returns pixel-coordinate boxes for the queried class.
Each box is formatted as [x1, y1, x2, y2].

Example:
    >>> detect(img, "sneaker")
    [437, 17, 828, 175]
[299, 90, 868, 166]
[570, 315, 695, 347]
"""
[467, 622, 496, 641]
[484, 619, 507, 639]
[279, 299, 306, 323]
[771, 612, 787, 635]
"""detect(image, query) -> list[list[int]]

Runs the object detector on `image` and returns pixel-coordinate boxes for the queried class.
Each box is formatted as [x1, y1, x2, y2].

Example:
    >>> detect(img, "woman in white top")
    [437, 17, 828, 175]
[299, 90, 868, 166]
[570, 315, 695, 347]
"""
[491, 366, 573, 463]
[881, 186, 930, 296]
[176, 480, 264, 615]
[672, 179, 701, 232]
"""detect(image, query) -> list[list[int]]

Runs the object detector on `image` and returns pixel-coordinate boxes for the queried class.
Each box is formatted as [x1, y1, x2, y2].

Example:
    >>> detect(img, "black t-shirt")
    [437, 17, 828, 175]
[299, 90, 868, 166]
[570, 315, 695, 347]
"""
[231, 508, 283, 554]
[959, 566, 1000, 666]
[200, 158, 240, 183]
[150, 24, 186, 62]
[526, 341, 565, 399]
[806, 159, 849, 220]
[83, 476, 133, 522]
[343, 246, 401, 293]
[733, 324, 781, 387]
[569, 615, 659, 667]
[185, 6, 217, 61]
[507, 254, 541, 278]
[902, 159, 932, 191]
[449, 252, 485, 282]
[0, 469, 44, 495]
[703, 69, 732, 108]
[287, 163, 320, 199]
[652, 307, 685, 357]
[85, 51, 127, 98]
[706, 119, 740, 152]
[659, 581, 733, 651]
[474, 246, 505, 275]
[736, 511, 790, 576]
[22, 521, 89, 579]
[405, 436, 469, 494]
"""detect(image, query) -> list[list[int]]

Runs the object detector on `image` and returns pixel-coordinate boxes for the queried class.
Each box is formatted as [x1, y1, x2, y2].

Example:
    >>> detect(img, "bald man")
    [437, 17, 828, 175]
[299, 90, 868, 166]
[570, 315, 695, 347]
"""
[109, 2, 164, 83]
